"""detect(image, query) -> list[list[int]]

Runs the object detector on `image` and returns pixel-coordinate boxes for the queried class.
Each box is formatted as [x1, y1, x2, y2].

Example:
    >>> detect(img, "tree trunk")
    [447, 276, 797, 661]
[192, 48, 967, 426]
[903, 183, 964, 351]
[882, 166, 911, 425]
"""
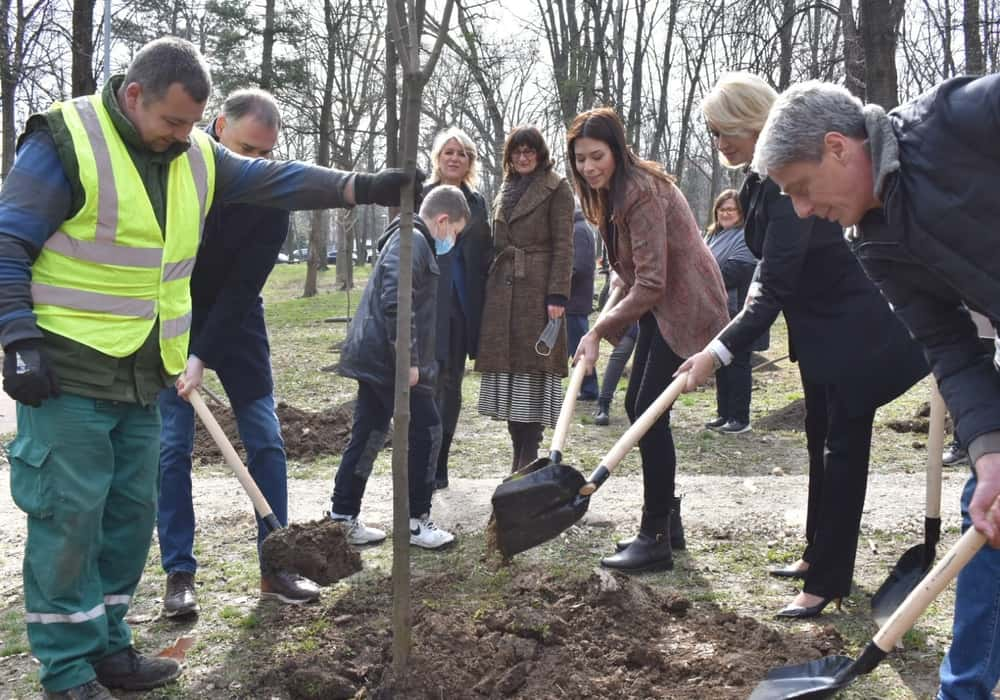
[859, 0, 904, 109]
[1, 0, 14, 178]
[335, 207, 355, 290]
[71, 0, 96, 96]
[965, 0, 985, 74]
[778, 0, 795, 90]
[840, 0, 865, 99]
[260, 0, 275, 90]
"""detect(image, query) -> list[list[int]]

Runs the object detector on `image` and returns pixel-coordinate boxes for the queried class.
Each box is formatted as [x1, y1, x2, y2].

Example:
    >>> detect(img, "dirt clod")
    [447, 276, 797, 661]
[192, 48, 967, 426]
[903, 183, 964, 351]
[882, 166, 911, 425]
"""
[755, 398, 805, 431]
[260, 519, 361, 585]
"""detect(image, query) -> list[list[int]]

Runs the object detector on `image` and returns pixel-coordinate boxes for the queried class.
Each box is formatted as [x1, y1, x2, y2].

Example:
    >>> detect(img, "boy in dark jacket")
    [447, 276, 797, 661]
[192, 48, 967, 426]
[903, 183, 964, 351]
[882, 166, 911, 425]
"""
[329, 186, 470, 549]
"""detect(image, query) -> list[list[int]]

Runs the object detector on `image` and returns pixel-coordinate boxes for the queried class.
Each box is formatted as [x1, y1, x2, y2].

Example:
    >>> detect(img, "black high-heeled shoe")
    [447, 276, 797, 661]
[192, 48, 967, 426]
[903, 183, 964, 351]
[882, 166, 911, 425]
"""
[768, 563, 809, 580]
[774, 596, 842, 619]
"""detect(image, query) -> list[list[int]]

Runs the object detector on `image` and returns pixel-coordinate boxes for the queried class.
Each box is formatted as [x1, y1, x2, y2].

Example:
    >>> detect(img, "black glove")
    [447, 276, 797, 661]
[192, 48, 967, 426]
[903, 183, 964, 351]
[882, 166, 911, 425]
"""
[3, 339, 60, 407]
[353, 168, 427, 207]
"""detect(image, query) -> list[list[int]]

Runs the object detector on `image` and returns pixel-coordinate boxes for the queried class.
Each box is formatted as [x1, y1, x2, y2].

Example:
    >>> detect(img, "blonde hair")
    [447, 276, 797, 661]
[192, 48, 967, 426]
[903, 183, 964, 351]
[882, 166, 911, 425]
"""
[701, 72, 778, 138]
[429, 127, 479, 189]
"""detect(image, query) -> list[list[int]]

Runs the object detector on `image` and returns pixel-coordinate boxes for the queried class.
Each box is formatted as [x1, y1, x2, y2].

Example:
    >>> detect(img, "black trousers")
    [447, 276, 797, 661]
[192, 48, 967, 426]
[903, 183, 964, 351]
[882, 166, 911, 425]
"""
[332, 380, 440, 518]
[715, 350, 752, 423]
[433, 310, 468, 481]
[598, 331, 637, 404]
[624, 314, 684, 517]
[800, 377, 876, 599]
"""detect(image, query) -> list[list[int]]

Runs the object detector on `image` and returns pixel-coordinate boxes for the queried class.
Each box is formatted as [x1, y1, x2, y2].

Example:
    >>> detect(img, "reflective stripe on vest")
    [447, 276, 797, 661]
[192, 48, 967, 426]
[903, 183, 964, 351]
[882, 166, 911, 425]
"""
[31, 94, 216, 374]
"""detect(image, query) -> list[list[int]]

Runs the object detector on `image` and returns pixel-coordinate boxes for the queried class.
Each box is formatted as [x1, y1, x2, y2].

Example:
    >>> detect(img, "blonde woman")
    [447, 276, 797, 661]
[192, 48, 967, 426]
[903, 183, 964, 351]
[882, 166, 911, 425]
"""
[423, 128, 493, 489]
[677, 72, 927, 617]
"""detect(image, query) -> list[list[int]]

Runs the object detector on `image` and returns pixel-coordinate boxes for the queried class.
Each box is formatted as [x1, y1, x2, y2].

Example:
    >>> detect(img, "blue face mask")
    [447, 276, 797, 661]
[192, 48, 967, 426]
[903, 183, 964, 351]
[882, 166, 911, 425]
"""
[435, 236, 455, 255]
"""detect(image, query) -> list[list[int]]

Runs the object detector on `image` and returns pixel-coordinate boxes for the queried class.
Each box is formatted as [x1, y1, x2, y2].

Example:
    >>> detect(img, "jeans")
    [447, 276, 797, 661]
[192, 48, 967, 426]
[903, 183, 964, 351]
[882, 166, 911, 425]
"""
[598, 329, 637, 404]
[938, 472, 1000, 699]
[625, 313, 683, 517]
[157, 387, 287, 575]
[567, 313, 599, 399]
[331, 381, 440, 518]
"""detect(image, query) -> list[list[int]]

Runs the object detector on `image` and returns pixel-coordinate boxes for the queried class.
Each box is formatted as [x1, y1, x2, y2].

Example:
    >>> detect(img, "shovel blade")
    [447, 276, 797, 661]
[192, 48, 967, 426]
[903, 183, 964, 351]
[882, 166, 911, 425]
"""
[871, 544, 932, 626]
[748, 655, 856, 700]
[491, 463, 589, 557]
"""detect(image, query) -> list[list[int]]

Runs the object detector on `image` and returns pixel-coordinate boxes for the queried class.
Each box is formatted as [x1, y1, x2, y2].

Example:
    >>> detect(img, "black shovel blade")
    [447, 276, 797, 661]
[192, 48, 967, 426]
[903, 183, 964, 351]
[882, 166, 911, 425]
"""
[502, 455, 554, 484]
[748, 655, 856, 700]
[492, 463, 590, 557]
[871, 543, 931, 627]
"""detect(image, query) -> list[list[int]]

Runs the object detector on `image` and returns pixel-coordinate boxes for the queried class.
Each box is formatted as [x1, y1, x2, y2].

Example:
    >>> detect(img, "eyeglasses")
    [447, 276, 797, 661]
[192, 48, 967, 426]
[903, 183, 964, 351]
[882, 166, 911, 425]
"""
[717, 206, 739, 214]
[512, 147, 537, 160]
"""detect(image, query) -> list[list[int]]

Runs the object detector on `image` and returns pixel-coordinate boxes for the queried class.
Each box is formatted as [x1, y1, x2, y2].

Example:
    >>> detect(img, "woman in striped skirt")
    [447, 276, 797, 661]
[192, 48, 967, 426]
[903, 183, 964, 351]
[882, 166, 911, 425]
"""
[475, 126, 575, 470]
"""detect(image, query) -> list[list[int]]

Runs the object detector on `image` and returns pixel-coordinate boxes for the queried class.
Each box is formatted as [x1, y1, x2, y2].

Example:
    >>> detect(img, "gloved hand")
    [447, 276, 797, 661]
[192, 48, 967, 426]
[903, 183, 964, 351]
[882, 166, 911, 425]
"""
[353, 168, 427, 207]
[3, 339, 60, 407]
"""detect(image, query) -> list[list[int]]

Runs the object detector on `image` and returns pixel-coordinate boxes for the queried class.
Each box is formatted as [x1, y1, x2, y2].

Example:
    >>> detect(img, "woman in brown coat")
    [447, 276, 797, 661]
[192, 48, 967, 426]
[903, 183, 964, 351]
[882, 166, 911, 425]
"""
[570, 108, 729, 572]
[476, 127, 575, 470]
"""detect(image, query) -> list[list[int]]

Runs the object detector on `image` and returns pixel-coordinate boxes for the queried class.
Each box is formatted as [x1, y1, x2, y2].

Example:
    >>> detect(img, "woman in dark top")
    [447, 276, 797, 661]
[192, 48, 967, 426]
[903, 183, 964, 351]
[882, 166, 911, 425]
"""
[678, 72, 927, 617]
[569, 107, 729, 572]
[423, 127, 492, 490]
[703, 189, 757, 433]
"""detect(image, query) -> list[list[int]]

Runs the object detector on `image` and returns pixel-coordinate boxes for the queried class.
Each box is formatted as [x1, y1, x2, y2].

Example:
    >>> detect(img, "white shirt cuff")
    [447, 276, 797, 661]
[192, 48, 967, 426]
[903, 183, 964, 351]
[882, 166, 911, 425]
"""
[708, 338, 733, 367]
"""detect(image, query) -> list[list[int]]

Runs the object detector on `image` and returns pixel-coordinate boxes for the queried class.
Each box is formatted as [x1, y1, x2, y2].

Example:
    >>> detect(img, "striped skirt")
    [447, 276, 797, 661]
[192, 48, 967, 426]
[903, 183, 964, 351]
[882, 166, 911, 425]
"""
[478, 370, 564, 428]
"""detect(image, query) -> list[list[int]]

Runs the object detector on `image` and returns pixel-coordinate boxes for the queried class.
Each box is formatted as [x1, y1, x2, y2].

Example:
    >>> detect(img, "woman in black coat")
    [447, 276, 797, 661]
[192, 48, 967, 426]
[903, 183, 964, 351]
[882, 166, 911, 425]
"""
[423, 127, 493, 489]
[679, 72, 928, 618]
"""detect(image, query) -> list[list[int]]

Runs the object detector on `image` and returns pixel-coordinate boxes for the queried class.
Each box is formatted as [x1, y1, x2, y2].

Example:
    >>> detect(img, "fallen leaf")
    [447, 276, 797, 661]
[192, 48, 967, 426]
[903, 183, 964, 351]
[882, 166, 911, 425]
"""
[157, 636, 196, 661]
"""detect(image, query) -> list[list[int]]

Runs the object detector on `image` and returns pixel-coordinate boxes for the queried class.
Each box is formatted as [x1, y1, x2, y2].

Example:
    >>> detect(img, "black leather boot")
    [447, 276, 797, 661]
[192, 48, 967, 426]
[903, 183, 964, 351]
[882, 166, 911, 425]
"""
[594, 399, 610, 426]
[616, 496, 685, 551]
[601, 510, 673, 572]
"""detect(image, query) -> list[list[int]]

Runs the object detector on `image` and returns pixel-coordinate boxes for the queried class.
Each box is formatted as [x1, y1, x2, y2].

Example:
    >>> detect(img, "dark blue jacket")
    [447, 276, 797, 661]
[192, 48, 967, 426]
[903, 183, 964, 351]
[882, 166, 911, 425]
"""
[339, 216, 440, 393]
[188, 122, 288, 406]
[851, 74, 1000, 458]
[567, 209, 596, 315]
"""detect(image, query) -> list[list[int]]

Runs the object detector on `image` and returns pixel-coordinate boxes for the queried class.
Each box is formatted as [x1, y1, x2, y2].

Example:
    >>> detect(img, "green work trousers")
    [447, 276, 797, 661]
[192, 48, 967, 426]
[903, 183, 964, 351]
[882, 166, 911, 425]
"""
[8, 392, 160, 692]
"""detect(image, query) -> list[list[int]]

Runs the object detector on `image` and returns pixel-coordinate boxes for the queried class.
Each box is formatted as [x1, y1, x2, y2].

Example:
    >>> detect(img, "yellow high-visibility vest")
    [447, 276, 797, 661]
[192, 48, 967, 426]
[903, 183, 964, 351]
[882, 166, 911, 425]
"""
[31, 94, 215, 375]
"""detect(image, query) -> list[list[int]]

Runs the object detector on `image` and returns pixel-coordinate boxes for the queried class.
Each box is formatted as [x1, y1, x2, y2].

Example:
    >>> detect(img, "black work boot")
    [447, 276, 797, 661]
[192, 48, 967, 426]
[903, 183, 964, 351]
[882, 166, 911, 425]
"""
[162, 571, 198, 618]
[94, 647, 182, 690]
[44, 680, 114, 699]
[602, 510, 673, 572]
[594, 399, 610, 426]
[616, 496, 685, 551]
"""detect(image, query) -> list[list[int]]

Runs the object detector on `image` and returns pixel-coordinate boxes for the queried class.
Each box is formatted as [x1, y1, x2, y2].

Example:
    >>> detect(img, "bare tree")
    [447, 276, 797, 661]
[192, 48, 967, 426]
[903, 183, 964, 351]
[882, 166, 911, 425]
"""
[1, 0, 51, 177]
[385, 0, 453, 680]
[859, 0, 905, 108]
[71, 0, 96, 96]
[965, 0, 985, 73]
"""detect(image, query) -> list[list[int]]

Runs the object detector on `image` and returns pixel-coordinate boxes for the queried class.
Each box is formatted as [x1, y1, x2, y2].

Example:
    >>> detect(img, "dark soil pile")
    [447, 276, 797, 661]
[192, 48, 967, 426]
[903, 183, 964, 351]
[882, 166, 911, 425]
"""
[192, 401, 355, 462]
[260, 519, 362, 585]
[258, 568, 842, 699]
[755, 398, 806, 432]
[885, 400, 954, 435]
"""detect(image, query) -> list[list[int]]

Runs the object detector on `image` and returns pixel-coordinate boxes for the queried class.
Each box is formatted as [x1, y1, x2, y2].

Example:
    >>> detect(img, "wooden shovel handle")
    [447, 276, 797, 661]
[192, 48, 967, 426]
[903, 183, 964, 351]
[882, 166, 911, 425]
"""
[189, 388, 278, 526]
[926, 380, 946, 520]
[873, 526, 985, 653]
[549, 286, 624, 454]
[579, 371, 688, 496]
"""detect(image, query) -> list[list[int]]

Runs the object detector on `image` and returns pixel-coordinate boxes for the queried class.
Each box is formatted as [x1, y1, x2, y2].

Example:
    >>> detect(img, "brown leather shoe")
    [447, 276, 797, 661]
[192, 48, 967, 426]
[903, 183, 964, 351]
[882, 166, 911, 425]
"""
[260, 571, 321, 604]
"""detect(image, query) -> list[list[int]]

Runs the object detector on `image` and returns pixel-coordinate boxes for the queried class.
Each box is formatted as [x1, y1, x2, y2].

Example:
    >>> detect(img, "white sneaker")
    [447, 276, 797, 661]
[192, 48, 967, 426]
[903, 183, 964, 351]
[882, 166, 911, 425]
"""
[329, 513, 386, 545]
[409, 515, 455, 550]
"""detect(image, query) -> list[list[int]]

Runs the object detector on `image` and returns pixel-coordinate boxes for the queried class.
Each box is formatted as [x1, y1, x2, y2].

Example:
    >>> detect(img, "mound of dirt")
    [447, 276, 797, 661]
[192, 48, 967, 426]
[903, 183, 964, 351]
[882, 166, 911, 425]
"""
[192, 400, 355, 462]
[261, 519, 362, 585]
[755, 398, 805, 432]
[258, 568, 842, 699]
[885, 400, 954, 435]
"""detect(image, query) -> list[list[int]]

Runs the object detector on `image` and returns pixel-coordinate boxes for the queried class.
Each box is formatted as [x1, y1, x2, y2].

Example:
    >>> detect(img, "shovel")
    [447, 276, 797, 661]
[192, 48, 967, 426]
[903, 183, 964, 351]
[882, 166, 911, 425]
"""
[189, 388, 282, 535]
[870, 380, 946, 626]
[492, 370, 687, 557]
[749, 525, 985, 699]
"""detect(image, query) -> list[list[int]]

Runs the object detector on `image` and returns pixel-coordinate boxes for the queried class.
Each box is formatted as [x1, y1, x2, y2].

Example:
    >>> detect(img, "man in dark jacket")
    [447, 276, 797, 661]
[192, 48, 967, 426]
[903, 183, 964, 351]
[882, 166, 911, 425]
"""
[156, 90, 320, 618]
[754, 75, 1000, 700]
[329, 186, 470, 550]
[567, 207, 599, 401]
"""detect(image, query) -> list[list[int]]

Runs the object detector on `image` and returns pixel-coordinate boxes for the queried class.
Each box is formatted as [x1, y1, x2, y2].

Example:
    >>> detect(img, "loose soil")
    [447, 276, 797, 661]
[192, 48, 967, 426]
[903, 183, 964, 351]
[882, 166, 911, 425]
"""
[753, 398, 806, 432]
[884, 400, 954, 435]
[258, 568, 843, 700]
[260, 519, 362, 584]
[193, 401, 355, 462]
